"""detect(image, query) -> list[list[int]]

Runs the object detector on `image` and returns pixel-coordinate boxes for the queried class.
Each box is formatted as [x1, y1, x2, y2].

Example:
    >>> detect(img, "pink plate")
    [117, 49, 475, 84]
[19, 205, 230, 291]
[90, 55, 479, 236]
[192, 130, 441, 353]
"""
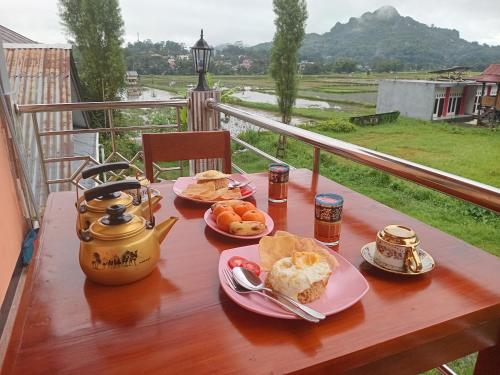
[204, 209, 274, 239]
[219, 245, 369, 319]
[173, 174, 256, 204]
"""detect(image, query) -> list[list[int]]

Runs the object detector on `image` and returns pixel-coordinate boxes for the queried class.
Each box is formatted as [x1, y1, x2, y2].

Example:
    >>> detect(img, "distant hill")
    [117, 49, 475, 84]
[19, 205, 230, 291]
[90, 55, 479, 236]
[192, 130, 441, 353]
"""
[253, 5, 500, 70]
[125, 6, 500, 75]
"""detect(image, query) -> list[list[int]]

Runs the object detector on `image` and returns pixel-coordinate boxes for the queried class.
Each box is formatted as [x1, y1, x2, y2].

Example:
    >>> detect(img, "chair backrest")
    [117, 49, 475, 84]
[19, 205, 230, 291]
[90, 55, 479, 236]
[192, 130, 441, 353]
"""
[142, 131, 232, 181]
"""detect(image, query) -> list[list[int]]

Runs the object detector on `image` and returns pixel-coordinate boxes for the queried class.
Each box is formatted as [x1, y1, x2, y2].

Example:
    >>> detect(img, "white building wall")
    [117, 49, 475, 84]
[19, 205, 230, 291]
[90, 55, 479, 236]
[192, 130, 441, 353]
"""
[376, 80, 436, 120]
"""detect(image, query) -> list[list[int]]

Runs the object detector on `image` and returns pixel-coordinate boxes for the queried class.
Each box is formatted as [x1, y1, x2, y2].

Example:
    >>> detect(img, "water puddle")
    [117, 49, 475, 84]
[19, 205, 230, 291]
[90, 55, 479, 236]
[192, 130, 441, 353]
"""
[232, 90, 330, 109]
[122, 87, 176, 101]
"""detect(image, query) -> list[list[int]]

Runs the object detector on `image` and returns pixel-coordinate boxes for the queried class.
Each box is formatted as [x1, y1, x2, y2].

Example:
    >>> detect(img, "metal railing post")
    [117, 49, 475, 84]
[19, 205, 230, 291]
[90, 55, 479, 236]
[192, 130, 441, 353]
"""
[313, 147, 320, 174]
[107, 109, 116, 154]
[176, 107, 184, 176]
[31, 113, 50, 198]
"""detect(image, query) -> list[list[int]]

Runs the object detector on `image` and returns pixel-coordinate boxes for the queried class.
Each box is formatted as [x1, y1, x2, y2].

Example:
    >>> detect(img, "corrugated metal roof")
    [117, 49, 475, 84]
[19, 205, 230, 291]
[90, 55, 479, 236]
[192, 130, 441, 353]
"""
[0, 25, 37, 43]
[4, 44, 74, 204]
[474, 64, 500, 83]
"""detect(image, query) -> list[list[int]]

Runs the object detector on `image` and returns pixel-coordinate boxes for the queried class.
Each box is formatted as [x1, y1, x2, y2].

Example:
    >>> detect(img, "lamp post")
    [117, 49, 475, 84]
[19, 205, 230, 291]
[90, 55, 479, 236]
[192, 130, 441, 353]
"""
[191, 29, 213, 91]
[187, 29, 220, 174]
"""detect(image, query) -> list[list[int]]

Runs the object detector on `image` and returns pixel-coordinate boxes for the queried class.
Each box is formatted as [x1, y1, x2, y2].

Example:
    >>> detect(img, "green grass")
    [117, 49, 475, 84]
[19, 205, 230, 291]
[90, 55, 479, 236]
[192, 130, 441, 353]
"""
[302, 118, 500, 187]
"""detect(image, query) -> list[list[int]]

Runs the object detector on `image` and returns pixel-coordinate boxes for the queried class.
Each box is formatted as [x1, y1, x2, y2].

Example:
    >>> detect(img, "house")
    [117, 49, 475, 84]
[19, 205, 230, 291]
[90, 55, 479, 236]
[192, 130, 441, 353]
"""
[376, 79, 496, 121]
[0, 25, 94, 209]
[472, 64, 500, 124]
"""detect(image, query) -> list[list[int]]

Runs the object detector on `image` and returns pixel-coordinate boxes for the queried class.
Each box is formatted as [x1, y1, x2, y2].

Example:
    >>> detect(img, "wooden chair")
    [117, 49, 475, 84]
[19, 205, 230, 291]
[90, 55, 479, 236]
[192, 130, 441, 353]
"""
[142, 131, 232, 182]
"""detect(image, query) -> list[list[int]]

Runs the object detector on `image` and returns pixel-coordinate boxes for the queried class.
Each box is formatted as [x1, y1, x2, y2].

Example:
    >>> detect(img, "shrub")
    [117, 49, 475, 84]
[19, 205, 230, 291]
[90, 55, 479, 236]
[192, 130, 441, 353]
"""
[314, 118, 357, 133]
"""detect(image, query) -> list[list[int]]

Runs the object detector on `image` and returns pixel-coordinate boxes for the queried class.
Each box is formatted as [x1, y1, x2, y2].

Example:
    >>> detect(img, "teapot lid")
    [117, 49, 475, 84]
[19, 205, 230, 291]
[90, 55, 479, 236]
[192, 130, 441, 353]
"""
[89, 204, 146, 240]
[85, 191, 133, 213]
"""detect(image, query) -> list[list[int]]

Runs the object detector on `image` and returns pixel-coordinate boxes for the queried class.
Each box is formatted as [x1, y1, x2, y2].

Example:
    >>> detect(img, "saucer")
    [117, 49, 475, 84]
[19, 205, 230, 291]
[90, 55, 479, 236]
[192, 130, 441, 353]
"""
[361, 242, 435, 275]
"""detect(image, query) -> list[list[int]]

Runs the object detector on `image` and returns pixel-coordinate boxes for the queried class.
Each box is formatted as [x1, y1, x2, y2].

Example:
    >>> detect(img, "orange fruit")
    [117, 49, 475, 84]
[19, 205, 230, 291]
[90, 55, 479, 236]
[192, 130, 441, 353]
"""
[241, 209, 266, 224]
[216, 211, 242, 232]
[212, 204, 234, 219]
[233, 202, 256, 217]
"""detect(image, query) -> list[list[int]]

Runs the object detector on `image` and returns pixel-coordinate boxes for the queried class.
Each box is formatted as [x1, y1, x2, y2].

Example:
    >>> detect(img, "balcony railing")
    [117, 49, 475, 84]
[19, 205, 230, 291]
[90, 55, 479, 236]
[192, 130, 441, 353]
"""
[207, 100, 500, 212]
[15, 98, 500, 218]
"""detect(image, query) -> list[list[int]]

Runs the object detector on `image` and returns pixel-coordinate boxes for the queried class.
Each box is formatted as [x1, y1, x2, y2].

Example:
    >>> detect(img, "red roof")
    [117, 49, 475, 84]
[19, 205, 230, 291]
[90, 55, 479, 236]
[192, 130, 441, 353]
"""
[475, 64, 500, 83]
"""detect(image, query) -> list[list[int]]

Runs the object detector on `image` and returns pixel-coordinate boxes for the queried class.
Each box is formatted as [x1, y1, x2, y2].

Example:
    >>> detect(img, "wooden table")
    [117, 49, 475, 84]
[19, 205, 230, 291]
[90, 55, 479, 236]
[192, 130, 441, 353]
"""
[3, 169, 500, 374]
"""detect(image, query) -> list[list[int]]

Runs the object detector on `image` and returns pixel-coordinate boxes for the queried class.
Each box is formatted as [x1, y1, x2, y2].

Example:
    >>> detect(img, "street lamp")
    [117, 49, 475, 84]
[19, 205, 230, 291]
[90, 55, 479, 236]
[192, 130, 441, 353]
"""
[191, 29, 213, 91]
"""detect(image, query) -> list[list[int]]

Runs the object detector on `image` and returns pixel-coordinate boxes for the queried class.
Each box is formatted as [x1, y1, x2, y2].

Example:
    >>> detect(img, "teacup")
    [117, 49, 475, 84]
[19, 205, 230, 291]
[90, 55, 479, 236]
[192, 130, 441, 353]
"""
[374, 225, 423, 273]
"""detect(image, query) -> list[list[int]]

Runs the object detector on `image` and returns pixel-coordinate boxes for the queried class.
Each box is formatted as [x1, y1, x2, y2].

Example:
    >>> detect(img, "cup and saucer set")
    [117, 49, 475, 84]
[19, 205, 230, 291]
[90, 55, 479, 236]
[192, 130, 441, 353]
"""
[361, 224, 435, 275]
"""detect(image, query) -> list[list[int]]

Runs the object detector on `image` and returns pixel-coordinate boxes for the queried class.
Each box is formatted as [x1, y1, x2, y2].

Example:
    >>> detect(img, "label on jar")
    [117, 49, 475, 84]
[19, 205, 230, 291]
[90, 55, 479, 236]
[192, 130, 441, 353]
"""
[315, 204, 342, 222]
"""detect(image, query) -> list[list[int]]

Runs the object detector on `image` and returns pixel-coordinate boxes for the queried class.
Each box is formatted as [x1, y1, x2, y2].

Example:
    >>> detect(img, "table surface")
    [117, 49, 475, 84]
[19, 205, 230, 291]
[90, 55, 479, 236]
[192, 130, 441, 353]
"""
[3, 169, 500, 375]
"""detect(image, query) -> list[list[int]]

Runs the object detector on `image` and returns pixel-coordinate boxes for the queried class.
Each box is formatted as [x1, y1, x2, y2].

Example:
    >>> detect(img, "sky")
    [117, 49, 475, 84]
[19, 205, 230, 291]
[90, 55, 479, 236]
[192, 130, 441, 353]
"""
[1, 0, 500, 47]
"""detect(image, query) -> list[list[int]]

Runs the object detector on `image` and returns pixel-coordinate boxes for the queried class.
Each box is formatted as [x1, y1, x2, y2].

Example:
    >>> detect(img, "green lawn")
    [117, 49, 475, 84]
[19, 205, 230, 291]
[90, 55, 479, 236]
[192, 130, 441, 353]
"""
[303, 118, 500, 187]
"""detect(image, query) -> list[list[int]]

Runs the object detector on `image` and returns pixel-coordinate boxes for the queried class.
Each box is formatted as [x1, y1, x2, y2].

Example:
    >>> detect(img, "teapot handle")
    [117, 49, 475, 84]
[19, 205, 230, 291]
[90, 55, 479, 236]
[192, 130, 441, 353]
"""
[84, 180, 141, 202]
[81, 162, 130, 179]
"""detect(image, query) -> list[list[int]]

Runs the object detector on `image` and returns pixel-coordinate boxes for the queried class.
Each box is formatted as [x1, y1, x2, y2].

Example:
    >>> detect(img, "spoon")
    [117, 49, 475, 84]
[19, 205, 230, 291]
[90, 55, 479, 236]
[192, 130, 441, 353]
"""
[227, 178, 251, 189]
[232, 267, 326, 320]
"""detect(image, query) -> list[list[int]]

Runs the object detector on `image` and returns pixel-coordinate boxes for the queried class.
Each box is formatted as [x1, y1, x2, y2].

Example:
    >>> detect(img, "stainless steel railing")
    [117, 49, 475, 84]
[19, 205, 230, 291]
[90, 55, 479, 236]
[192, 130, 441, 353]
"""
[207, 99, 500, 212]
[15, 97, 500, 213]
[16, 99, 188, 200]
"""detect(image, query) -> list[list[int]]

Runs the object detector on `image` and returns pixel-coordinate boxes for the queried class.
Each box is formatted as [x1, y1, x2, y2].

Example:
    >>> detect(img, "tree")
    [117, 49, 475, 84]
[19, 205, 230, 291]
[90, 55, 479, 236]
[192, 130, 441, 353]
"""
[270, 0, 308, 125]
[270, 0, 307, 157]
[333, 58, 358, 73]
[59, 0, 126, 102]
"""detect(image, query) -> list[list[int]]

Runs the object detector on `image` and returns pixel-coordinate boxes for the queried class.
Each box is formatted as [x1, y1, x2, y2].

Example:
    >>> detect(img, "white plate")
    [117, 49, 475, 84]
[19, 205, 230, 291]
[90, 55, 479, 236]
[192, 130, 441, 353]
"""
[361, 242, 435, 275]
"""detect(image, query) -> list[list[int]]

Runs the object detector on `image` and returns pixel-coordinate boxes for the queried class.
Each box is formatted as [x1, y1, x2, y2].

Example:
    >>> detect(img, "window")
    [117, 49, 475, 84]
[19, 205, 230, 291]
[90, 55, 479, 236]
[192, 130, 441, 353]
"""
[433, 90, 445, 118]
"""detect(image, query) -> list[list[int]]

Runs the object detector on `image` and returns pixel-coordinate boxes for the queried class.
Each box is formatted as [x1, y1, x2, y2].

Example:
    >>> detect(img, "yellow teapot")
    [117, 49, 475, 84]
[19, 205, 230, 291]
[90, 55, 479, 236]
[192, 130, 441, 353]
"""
[76, 162, 162, 233]
[79, 181, 178, 285]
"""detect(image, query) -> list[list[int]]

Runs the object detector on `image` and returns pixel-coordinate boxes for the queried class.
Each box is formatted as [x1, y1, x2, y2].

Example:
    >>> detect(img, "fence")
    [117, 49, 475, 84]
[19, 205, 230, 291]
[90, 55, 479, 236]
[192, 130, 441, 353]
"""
[15, 96, 500, 217]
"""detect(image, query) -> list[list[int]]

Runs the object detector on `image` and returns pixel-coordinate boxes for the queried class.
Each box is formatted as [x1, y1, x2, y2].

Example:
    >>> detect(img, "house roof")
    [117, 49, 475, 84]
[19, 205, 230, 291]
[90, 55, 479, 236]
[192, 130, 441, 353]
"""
[3, 43, 93, 207]
[473, 64, 500, 83]
[0, 25, 37, 44]
[4, 43, 74, 199]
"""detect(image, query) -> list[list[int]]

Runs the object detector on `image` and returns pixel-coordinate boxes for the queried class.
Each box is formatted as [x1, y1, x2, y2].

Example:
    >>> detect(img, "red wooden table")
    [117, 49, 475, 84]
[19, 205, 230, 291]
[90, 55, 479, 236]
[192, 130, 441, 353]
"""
[3, 169, 500, 374]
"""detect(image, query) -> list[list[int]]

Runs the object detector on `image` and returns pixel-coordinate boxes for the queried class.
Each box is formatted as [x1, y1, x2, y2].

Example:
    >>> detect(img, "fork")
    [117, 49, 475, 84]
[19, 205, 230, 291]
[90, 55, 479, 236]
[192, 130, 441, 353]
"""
[222, 269, 320, 323]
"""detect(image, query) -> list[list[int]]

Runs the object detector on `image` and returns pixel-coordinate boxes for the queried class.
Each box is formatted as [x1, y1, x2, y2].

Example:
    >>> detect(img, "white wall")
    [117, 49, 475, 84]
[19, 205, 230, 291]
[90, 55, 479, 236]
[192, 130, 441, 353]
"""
[377, 80, 436, 120]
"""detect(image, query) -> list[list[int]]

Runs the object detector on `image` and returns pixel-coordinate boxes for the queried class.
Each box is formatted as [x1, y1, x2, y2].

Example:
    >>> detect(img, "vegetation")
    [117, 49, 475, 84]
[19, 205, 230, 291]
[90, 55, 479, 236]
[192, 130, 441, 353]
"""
[124, 40, 193, 75]
[294, 5, 500, 71]
[270, 0, 308, 124]
[311, 118, 357, 133]
[59, 0, 126, 102]
[123, 6, 500, 76]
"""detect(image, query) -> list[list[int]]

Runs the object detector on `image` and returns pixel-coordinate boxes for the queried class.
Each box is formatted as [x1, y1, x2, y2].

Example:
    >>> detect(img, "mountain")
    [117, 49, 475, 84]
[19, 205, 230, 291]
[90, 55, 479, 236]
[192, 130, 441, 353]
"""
[124, 6, 500, 75]
[252, 5, 500, 70]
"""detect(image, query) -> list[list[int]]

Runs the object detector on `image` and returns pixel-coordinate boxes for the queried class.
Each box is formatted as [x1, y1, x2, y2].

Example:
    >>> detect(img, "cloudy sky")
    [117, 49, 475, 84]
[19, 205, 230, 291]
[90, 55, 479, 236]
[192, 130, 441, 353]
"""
[1, 0, 499, 47]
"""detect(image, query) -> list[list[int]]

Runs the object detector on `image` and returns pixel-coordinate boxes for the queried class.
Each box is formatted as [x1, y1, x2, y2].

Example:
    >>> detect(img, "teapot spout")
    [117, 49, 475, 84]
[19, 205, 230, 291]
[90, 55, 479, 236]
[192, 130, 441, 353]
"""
[155, 216, 179, 244]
